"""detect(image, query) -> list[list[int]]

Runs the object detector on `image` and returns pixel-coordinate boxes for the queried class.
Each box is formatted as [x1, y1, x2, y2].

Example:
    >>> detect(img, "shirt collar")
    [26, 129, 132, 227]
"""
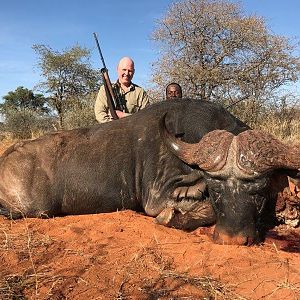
[115, 80, 135, 92]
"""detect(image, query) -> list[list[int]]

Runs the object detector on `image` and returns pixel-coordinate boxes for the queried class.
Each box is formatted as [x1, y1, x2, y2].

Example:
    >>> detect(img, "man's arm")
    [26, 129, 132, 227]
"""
[94, 85, 114, 123]
[140, 89, 150, 109]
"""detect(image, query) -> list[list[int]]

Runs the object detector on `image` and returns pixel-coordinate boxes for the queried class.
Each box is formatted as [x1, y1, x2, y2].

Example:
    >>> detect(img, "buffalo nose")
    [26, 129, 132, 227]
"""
[213, 229, 254, 246]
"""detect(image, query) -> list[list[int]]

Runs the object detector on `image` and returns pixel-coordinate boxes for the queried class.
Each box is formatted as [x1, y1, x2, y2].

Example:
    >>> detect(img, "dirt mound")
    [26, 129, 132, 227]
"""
[0, 211, 299, 300]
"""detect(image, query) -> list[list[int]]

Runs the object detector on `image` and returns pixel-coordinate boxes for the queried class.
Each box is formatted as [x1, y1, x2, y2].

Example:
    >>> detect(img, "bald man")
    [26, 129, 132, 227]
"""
[95, 57, 150, 123]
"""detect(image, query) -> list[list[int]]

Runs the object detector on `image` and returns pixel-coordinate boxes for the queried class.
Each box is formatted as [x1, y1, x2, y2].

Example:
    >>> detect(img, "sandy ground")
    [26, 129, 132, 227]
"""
[0, 209, 299, 300]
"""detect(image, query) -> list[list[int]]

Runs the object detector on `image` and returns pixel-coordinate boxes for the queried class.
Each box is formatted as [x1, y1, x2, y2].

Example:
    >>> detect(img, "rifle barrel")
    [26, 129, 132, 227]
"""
[93, 32, 106, 70]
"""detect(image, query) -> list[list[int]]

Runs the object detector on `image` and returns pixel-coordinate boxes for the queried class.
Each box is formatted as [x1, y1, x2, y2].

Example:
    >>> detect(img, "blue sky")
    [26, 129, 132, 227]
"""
[1, 0, 300, 100]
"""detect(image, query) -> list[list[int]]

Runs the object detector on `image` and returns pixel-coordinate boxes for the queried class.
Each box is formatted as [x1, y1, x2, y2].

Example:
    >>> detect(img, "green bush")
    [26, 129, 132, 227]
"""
[3, 109, 53, 139]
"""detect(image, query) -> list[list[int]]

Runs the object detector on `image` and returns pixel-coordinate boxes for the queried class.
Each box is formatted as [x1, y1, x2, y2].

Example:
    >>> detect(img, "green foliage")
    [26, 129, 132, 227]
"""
[0, 87, 52, 139]
[2, 109, 53, 139]
[1, 86, 49, 114]
[32, 44, 101, 129]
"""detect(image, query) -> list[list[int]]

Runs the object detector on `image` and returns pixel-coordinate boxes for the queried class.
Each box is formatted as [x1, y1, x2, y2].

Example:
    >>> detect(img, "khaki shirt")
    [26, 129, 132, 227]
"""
[94, 81, 150, 123]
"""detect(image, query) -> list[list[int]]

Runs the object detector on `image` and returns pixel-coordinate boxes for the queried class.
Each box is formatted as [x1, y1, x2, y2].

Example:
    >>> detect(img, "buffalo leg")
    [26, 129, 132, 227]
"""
[155, 200, 216, 231]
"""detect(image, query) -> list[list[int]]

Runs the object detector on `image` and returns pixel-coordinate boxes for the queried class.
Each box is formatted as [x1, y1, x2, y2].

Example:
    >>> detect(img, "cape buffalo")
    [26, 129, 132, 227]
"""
[0, 99, 299, 245]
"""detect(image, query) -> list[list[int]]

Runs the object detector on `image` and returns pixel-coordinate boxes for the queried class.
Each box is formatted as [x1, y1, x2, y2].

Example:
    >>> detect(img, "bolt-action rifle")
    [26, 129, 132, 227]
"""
[93, 32, 124, 120]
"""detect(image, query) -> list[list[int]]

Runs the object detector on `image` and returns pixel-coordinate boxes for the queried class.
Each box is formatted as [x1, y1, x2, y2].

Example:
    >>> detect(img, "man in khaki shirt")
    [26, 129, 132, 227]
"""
[95, 57, 150, 123]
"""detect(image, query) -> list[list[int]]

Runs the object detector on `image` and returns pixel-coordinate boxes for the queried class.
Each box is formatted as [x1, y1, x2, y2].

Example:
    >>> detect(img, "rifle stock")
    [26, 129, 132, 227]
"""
[101, 68, 119, 120]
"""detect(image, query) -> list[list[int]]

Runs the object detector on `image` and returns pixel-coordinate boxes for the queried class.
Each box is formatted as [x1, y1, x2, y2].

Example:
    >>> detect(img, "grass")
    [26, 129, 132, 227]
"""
[258, 118, 300, 145]
[0, 217, 58, 300]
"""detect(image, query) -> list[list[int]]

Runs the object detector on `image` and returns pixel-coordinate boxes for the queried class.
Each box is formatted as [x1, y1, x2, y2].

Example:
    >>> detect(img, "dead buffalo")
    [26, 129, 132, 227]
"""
[0, 99, 299, 245]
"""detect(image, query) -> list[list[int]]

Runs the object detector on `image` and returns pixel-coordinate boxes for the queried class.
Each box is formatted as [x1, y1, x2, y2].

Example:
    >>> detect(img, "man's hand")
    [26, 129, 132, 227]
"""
[116, 110, 129, 118]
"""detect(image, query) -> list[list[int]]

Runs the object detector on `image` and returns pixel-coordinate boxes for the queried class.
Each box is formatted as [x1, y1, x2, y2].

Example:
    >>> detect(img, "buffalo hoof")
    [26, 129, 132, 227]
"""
[155, 207, 175, 226]
[155, 202, 216, 231]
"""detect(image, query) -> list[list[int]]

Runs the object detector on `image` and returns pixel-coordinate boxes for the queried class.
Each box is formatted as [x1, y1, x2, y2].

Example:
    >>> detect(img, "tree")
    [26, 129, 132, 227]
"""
[151, 0, 300, 126]
[63, 92, 98, 130]
[1, 86, 49, 113]
[0, 86, 51, 139]
[33, 44, 101, 129]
